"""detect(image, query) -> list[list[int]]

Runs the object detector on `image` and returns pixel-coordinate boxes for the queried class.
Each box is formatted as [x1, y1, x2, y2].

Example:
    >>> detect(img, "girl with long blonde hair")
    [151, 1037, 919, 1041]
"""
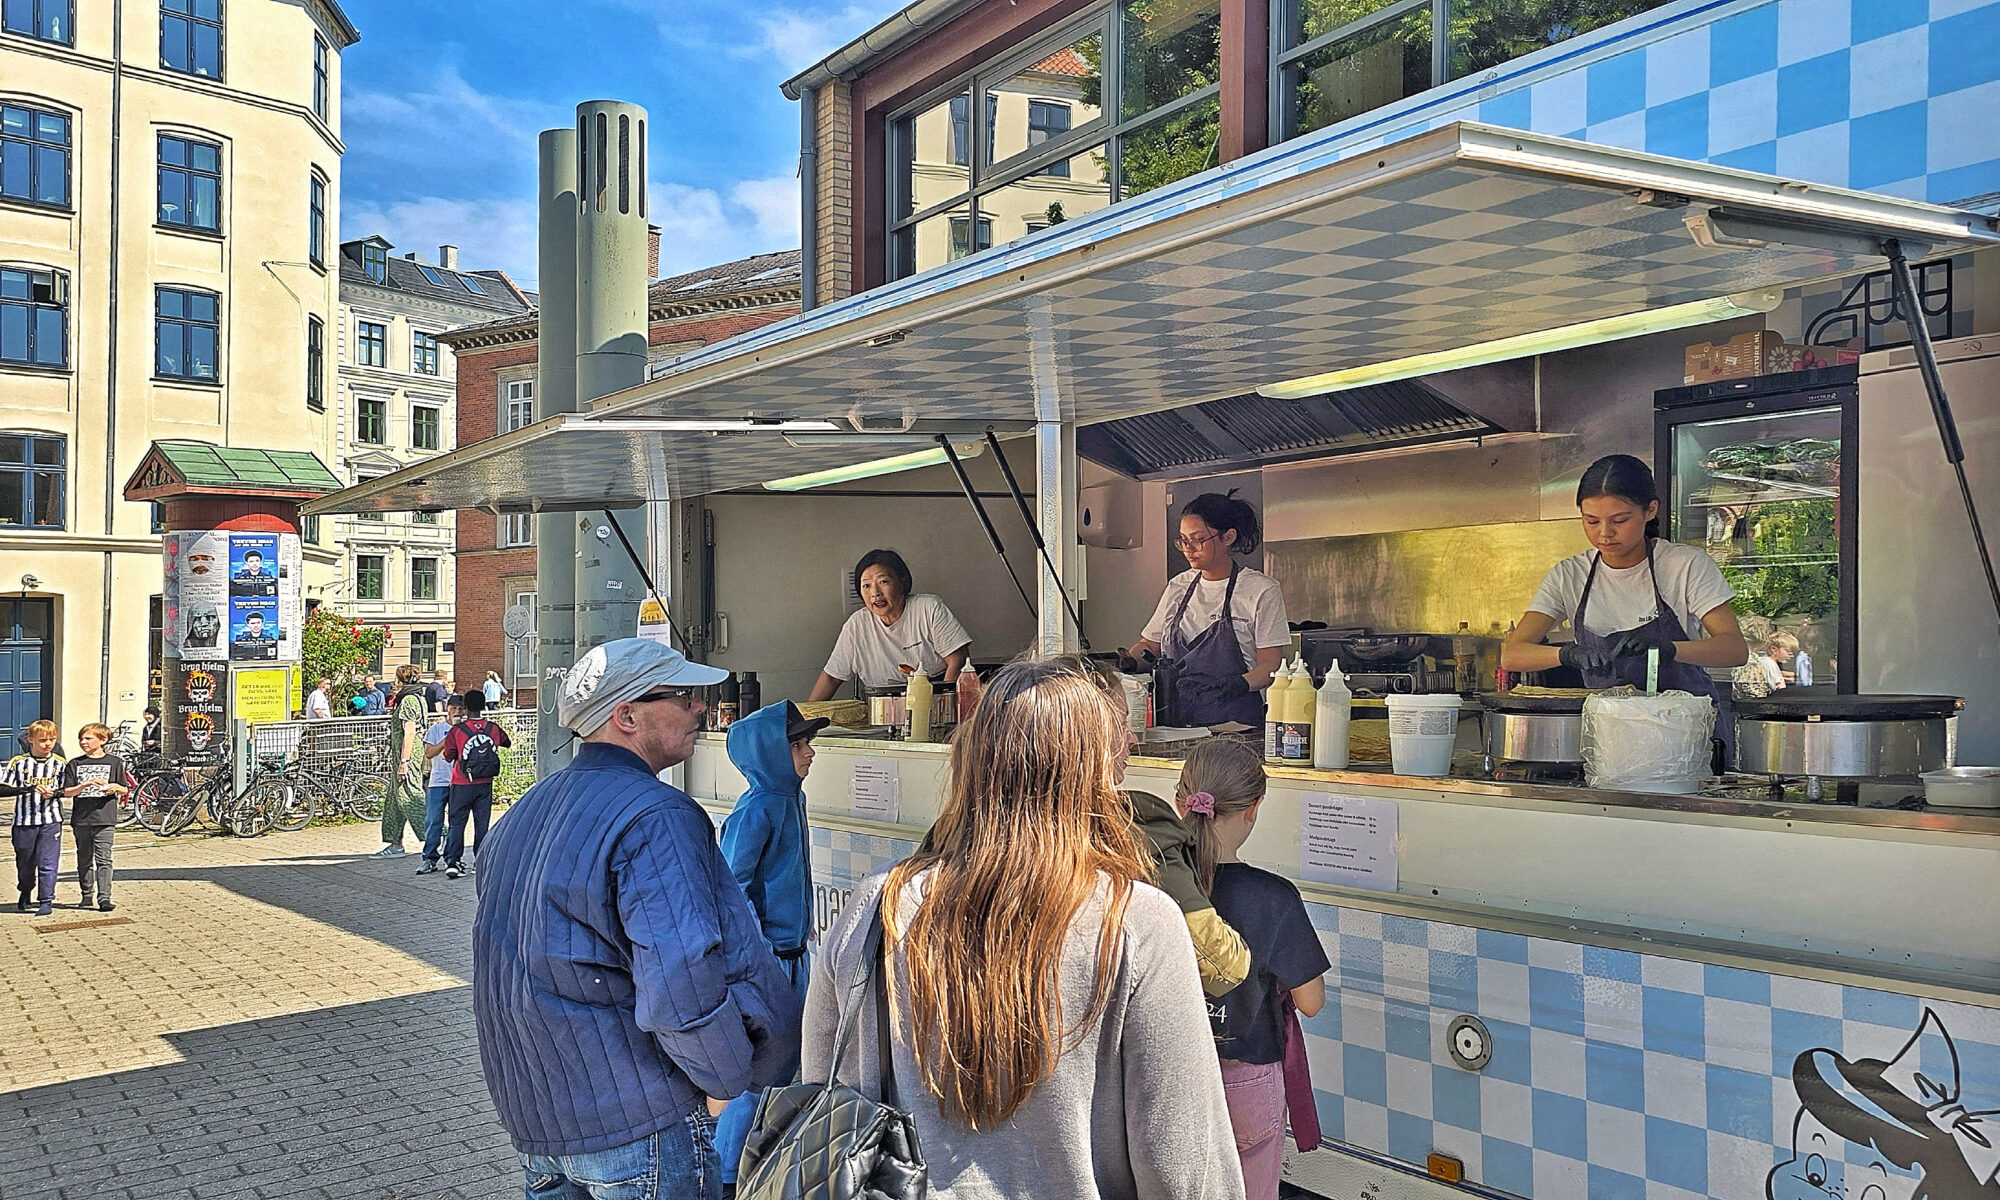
[801, 657, 1243, 1199]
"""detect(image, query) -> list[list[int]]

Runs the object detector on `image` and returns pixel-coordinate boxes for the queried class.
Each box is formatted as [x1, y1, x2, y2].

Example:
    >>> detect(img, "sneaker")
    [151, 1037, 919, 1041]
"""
[36, 903, 51, 917]
[415, 860, 439, 875]
[98, 900, 115, 913]
[371, 844, 407, 859]
[445, 863, 463, 880]
[77, 898, 94, 910]
[15, 898, 28, 913]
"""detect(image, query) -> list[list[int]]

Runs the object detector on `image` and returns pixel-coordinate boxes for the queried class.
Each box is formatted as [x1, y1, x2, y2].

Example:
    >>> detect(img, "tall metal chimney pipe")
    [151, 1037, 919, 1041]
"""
[534, 126, 580, 775]
[572, 100, 652, 654]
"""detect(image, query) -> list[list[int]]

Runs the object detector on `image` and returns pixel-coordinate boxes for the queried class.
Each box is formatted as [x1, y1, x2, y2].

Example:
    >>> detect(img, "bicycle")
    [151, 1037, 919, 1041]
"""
[134, 754, 235, 836]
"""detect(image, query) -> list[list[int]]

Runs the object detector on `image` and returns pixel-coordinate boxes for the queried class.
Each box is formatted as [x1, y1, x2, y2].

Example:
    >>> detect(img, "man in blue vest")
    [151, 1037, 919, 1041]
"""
[472, 638, 802, 1199]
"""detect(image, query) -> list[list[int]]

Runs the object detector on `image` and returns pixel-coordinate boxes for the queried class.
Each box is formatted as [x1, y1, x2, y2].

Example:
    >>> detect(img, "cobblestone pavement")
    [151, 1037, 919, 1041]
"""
[0, 821, 519, 1200]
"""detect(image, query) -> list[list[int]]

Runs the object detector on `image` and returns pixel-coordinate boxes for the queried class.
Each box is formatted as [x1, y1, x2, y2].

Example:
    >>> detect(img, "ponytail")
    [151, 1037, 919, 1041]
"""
[1174, 739, 1267, 896]
[1181, 490, 1263, 556]
[1576, 454, 1662, 540]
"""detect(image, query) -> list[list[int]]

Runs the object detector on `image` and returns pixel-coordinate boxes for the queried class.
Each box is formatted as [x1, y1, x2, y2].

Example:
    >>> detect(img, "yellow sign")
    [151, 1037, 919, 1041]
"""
[638, 597, 673, 647]
[233, 667, 293, 724]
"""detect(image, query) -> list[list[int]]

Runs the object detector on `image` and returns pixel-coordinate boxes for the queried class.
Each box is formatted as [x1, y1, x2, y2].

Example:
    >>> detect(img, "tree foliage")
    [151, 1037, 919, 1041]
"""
[301, 607, 387, 705]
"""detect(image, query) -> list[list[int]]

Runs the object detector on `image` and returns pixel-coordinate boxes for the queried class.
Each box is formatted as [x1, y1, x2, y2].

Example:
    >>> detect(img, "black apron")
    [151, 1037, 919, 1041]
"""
[1573, 542, 1733, 766]
[1162, 565, 1267, 728]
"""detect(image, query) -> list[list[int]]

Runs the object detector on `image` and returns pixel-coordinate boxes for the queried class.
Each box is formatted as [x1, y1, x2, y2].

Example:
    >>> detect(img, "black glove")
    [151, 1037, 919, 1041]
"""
[1114, 649, 1143, 674]
[1610, 633, 1677, 664]
[1213, 674, 1250, 701]
[1558, 642, 1619, 675]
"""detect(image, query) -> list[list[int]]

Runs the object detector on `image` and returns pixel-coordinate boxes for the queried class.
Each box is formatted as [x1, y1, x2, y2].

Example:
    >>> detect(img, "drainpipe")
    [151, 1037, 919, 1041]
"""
[534, 127, 579, 776]
[100, 0, 126, 720]
[799, 85, 818, 313]
[571, 101, 651, 656]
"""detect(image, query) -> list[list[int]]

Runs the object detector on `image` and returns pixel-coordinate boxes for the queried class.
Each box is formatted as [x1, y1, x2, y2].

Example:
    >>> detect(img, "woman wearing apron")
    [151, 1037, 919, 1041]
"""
[1130, 492, 1290, 728]
[1502, 454, 1749, 763]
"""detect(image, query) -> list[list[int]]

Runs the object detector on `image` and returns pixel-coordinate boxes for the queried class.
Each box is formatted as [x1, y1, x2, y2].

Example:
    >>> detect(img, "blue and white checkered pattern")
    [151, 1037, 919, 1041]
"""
[797, 827, 2000, 1198]
[1295, 0, 2000, 212]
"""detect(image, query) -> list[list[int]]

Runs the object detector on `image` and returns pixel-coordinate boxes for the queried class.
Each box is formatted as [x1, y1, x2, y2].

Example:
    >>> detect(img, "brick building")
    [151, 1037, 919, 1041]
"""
[441, 248, 801, 704]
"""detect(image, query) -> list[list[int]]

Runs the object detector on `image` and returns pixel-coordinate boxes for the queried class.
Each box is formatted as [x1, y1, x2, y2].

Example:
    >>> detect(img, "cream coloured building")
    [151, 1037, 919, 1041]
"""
[0, 0, 358, 743]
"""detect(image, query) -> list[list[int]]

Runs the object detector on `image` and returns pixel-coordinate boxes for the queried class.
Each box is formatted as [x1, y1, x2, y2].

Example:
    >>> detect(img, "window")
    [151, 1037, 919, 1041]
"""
[1028, 101, 1072, 175]
[1, 104, 71, 209]
[160, 0, 222, 79]
[508, 589, 538, 686]
[362, 242, 386, 284]
[356, 397, 385, 444]
[499, 512, 533, 547]
[305, 316, 324, 410]
[411, 404, 439, 450]
[460, 274, 487, 295]
[412, 331, 439, 376]
[414, 263, 456, 290]
[410, 629, 437, 671]
[3, 0, 72, 45]
[308, 172, 326, 267]
[411, 557, 438, 601]
[157, 134, 220, 233]
[1, 266, 67, 368]
[0, 431, 64, 529]
[412, 510, 438, 525]
[1274, 0, 1675, 142]
[887, 4, 1222, 280]
[302, 513, 320, 543]
[356, 320, 385, 367]
[355, 554, 384, 600]
[355, 475, 383, 521]
[503, 378, 534, 431]
[150, 502, 166, 533]
[154, 286, 219, 381]
[312, 35, 329, 122]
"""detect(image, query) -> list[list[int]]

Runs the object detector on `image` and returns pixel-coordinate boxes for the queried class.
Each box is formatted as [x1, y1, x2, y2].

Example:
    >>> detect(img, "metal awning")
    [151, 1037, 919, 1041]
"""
[307, 122, 1999, 517]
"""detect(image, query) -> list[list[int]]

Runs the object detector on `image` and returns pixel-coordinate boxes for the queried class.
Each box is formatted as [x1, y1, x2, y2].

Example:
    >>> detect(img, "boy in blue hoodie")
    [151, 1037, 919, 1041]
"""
[714, 700, 825, 1188]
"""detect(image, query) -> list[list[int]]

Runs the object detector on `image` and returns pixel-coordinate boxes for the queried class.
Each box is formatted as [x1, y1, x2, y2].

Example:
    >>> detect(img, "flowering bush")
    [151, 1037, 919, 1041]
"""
[302, 607, 387, 706]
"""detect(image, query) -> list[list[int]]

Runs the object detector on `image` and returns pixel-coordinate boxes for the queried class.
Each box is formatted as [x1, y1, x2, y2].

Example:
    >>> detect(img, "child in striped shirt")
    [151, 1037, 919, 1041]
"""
[4, 720, 66, 916]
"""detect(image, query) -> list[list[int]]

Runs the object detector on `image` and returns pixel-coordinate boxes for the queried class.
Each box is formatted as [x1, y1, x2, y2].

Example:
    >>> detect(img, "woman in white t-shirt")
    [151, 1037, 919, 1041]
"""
[1129, 492, 1289, 728]
[808, 549, 973, 700]
[1502, 455, 1748, 699]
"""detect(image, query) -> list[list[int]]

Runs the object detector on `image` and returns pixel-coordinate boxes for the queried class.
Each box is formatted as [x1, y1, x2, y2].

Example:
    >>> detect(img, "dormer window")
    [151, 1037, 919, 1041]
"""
[363, 242, 386, 284]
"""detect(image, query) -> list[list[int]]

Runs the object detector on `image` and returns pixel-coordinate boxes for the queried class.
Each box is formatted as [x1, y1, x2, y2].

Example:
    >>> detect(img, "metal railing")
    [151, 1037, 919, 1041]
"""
[245, 707, 540, 807]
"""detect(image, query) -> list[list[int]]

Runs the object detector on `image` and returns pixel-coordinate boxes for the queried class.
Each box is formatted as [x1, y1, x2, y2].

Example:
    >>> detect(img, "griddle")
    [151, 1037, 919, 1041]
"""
[1732, 694, 1963, 721]
[1480, 692, 1588, 715]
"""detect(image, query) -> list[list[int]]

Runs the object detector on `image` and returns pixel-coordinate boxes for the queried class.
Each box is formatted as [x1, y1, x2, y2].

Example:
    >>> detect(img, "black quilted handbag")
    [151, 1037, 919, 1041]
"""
[736, 900, 927, 1200]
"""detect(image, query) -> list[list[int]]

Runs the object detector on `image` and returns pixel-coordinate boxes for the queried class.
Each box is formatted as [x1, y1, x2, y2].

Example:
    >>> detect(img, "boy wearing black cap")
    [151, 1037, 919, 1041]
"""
[714, 699, 825, 1190]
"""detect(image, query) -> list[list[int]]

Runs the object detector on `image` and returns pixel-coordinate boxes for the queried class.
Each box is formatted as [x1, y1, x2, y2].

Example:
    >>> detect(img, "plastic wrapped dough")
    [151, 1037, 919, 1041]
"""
[1582, 688, 1715, 794]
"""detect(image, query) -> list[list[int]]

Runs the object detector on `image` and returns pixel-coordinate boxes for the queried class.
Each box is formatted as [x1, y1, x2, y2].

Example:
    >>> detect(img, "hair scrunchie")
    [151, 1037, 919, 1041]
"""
[1184, 790, 1216, 817]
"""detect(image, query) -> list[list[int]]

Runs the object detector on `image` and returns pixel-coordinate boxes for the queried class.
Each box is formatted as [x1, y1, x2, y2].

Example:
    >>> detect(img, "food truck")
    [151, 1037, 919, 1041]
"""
[309, 113, 2000, 1199]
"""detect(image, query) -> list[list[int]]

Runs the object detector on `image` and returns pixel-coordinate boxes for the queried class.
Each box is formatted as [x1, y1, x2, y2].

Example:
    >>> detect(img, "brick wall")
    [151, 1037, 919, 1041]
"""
[815, 79, 854, 303]
[449, 301, 798, 700]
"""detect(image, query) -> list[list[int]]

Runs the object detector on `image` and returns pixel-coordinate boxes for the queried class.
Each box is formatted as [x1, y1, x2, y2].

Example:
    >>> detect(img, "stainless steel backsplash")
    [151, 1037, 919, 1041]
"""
[1266, 520, 1585, 633]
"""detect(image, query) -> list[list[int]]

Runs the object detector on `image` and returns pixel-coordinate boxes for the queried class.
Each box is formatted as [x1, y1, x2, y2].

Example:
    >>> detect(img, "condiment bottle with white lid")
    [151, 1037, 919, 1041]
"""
[1314, 659, 1351, 770]
[905, 669, 933, 742]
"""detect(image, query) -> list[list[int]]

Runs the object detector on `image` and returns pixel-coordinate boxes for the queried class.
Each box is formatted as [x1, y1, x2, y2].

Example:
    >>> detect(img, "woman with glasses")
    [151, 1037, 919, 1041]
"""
[801, 658, 1244, 1199]
[1129, 492, 1290, 728]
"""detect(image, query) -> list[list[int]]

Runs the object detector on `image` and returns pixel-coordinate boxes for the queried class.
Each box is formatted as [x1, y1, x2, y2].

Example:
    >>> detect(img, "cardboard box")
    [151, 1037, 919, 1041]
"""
[1764, 339, 1861, 374]
[1684, 331, 1779, 384]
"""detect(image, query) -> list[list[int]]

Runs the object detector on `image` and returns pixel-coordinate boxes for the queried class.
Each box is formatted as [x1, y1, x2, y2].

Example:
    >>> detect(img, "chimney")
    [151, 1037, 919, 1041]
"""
[647, 224, 661, 280]
[439, 244, 459, 270]
[405, 252, 417, 260]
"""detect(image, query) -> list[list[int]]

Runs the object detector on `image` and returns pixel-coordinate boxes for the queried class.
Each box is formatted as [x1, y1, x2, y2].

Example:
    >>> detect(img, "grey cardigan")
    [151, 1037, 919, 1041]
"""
[801, 869, 1246, 1200]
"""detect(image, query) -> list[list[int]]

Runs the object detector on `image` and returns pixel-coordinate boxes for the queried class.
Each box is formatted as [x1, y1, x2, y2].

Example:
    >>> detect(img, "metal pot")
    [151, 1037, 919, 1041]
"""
[1480, 693, 1584, 764]
[866, 682, 959, 737]
[1732, 693, 1960, 778]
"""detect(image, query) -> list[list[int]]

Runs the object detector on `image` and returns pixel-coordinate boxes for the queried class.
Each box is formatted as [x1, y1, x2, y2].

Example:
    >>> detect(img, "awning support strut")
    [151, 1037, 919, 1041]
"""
[600, 507, 693, 652]
[985, 430, 1089, 651]
[935, 439, 1039, 627]
[1882, 240, 2000, 637]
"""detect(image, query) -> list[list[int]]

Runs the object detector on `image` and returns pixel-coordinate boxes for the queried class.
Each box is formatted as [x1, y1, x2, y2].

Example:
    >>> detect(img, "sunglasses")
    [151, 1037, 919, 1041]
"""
[630, 687, 699, 708]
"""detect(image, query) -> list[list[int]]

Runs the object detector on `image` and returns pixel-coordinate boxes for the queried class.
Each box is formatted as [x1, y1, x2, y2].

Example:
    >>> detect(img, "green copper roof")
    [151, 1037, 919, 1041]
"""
[153, 442, 343, 493]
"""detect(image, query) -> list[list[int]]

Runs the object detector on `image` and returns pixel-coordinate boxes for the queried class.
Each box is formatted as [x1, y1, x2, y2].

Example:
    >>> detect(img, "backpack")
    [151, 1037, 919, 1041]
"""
[458, 721, 502, 781]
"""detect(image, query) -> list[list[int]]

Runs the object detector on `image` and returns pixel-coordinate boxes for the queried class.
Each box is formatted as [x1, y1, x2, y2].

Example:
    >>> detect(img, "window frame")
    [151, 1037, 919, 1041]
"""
[2, 0, 75, 46]
[355, 319, 386, 368]
[498, 512, 534, 548]
[355, 396, 386, 445]
[307, 170, 327, 268]
[159, 0, 224, 80]
[0, 101, 74, 211]
[884, 2, 1222, 281]
[0, 264, 69, 370]
[362, 242, 387, 284]
[502, 378, 535, 431]
[0, 430, 66, 531]
[354, 474, 384, 521]
[312, 35, 329, 123]
[409, 629, 437, 671]
[153, 284, 220, 383]
[410, 404, 439, 451]
[305, 314, 324, 410]
[355, 553, 384, 600]
[410, 557, 438, 601]
[411, 330, 440, 376]
[156, 132, 222, 235]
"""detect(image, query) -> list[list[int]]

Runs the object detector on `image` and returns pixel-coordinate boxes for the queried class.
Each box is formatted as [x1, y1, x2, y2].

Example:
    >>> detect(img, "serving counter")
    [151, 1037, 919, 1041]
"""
[686, 731, 2000, 1197]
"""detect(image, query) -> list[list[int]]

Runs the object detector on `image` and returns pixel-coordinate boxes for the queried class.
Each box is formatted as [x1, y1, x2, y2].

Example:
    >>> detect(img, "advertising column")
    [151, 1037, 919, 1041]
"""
[162, 528, 303, 763]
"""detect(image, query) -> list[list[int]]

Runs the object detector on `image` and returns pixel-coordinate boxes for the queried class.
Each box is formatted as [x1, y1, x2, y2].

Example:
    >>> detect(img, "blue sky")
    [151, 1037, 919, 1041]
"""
[336, 0, 899, 289]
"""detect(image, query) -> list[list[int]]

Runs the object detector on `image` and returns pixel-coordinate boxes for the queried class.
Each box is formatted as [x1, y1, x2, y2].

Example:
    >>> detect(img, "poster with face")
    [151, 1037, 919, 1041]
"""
[172, 661, 227, 765]
[174, 530, 229, 662]
[228, 532, 278, 596]
[227, 533, 286, 661]
[230, 596, 279, 661]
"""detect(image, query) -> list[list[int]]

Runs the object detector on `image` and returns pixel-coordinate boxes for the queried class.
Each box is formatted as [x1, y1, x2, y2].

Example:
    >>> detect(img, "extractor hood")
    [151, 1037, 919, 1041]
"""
[1077, 380, 1502, 482]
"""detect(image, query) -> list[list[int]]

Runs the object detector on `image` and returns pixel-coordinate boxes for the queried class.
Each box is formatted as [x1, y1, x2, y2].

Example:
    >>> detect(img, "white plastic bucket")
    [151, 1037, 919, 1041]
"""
[1385, 693, 1461, 777]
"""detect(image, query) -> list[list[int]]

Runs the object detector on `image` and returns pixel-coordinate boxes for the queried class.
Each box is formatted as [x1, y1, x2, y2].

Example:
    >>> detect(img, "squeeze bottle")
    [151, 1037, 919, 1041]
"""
[1265, 660, 1291, 762]
[905, 669, 933, 742]
[957, 663, 981, 722]
[1283, 657, 1313, 762]
[1313, 659, 1352, 770]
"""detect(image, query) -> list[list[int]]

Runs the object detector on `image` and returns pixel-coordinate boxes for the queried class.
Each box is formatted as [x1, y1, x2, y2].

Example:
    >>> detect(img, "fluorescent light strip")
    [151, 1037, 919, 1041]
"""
[1257, 291, 1783, 400]
[586, 418, 841, 433]
[763, 441, 984, 492]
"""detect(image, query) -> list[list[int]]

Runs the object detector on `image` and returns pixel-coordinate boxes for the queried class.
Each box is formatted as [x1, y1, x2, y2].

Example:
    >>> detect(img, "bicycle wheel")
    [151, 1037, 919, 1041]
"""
[134, 775, 185, 833]
[344, 774, 387, 821]
[222, 784, 274, 838]
[161, 786, 204, 836]
[266, 777, 314, 833]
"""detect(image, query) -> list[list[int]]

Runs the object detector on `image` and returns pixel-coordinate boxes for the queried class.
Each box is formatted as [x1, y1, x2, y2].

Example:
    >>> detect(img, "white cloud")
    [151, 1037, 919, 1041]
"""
[343, 63, 546, 178]
[649, 175, 801, 277]
[731, 175, 803, 244]
[341, 193, 541, 288]
[755, 5, 887, 73]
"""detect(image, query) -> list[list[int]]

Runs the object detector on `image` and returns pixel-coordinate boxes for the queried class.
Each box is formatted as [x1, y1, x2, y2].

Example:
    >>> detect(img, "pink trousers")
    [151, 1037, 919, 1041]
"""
[1220, 1058, 1286, 1200]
